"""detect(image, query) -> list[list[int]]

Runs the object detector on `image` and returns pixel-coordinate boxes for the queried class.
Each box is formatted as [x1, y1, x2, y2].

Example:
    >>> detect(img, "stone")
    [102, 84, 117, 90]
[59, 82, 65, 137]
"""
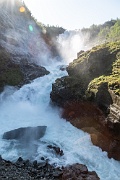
[3, 126, 47, 142]
[16, 157, 23, 163]
[0, 155, 2, 161]
[62, 163, 99, 180]
[41, 157, 45, 161]
[33, 160, 38, 168]
[47, 145, 64, 156]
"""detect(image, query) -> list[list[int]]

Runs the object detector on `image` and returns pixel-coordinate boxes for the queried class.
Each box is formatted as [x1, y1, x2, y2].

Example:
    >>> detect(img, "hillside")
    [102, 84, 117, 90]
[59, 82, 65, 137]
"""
[0, 0, 65, 91]
[81, 19, 120, 48]
[51, 41, 120, 160]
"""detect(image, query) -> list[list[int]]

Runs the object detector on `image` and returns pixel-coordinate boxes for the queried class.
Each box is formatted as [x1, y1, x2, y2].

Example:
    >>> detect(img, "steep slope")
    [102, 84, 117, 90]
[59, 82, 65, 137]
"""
[0, 0, 56, 91]
[50, 41, 120, 160]
[0, 0, 52, 59]
[51, 41, 120, 106]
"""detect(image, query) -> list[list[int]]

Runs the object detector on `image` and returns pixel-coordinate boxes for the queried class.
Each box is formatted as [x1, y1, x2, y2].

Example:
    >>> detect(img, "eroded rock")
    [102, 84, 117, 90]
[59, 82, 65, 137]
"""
[3, 126, 47, 142]
[62, 163, 100, 180]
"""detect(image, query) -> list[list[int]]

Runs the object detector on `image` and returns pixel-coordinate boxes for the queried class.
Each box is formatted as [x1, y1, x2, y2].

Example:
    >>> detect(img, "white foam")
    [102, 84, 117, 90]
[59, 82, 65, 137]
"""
[0, 63, 120, 180]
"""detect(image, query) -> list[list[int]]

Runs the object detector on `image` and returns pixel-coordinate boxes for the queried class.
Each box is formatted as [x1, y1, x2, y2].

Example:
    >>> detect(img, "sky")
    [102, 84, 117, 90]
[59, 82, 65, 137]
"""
[23, 0, 120, 30]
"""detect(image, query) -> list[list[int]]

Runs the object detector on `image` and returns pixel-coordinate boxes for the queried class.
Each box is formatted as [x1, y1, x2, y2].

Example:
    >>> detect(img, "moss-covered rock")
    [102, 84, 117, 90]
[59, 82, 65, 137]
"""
[67, 41, 120, 87]
[0, 47, 49, 92]
[50, 76, 87, 106]
[50, 41, 120, 160]
[51, 41, 120, 107]
[0, 48, 23, 90]
[87, 58, 120, 97]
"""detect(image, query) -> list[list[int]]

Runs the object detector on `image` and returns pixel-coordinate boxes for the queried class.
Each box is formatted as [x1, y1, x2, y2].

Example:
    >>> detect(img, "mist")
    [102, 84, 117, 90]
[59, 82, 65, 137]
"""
[56, 30, 93, 64]
[0, 0, 53, 66]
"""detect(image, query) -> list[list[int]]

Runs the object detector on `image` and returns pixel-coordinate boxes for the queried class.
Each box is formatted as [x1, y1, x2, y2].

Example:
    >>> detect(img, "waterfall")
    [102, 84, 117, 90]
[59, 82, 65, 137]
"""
[0, 60, 120, 180]
[0, 1, 120, 177]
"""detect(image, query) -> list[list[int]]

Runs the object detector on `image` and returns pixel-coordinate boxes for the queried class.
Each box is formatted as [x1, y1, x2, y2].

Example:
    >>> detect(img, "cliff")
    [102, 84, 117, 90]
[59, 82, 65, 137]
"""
[51, 41, 120, 106]
[50, 41, 120, 160]
[0, 0, 63, 91]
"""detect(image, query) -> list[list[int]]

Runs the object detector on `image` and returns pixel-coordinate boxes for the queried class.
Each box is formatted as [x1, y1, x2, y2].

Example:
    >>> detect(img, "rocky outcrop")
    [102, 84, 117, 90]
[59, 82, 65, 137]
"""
[106, 90, 120, 135]
[62, 100, 120, 160]
[0, 156, 99, 179]
[19, 59, 49, 85]
[0, 46, 49, 92]
[50, 76, 85, 106]
[51, 42, 120, 160]
[3, 126, 47, 142]
[47, 145, 64, 156]
[62, 163, 99, 180]
[67, 42, 120, 87]
[0, 0, 65, 92]
[51, 42, 120, 107]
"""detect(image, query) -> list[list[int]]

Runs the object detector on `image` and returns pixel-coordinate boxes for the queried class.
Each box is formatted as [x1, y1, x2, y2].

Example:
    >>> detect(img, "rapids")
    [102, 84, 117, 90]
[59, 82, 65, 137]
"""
[0, 62, 120, 180]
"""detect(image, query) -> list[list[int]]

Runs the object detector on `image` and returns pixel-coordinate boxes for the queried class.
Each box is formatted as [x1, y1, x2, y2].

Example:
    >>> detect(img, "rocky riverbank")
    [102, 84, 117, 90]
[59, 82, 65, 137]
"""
[0, 156, 99, 180]
[50, 41, 120, 161]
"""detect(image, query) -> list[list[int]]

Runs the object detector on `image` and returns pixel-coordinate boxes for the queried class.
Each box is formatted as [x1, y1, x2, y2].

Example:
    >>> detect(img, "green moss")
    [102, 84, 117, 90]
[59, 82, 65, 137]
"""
[76, 41, 120, 63]
[0, 48, 24, 89]
[88, 58, 120, 95]
[0, 69, 23, 86]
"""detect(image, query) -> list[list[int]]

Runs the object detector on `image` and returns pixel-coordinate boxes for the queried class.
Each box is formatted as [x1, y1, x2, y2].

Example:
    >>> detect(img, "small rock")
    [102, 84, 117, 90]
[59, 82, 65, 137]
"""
[17, 157, 23, 163]
[0, 155, 2, 161]
[33, 160, 38, 168]
[41, 157, 45, 161]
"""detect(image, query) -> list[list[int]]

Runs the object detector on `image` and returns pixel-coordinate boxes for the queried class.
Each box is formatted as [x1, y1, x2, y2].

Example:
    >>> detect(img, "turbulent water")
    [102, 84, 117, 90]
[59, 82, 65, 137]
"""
[0, 61, 120, 180]
[0, 2, 120, 178]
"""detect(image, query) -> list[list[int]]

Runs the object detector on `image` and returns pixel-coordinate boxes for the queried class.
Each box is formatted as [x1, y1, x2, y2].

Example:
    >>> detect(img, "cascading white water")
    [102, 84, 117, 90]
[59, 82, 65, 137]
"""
[0, 61, 120, 180]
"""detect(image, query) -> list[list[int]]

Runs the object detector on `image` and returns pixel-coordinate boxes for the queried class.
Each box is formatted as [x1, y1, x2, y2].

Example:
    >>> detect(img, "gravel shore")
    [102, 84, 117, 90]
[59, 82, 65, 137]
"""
[0, 155, 99, 180]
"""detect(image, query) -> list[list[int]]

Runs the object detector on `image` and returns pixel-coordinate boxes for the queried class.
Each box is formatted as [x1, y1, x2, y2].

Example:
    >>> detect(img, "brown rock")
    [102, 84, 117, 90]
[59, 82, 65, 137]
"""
[62, 163, 100, 180]
[62, 101, 120, 160]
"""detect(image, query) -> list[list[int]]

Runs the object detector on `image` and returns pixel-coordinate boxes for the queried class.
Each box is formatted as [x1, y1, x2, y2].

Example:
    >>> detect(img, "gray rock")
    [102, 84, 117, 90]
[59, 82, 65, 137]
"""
[3, 126, 47, 142]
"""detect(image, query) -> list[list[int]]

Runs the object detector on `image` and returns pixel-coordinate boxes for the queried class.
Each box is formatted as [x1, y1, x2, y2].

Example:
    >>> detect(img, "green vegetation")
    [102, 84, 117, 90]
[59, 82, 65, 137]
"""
[0, 48, 23, 90]
[67, 41, 120, 101]
[81, 19, 120, 46]
[88, 57, 120, 96]
[107, 19, 120, 41]
[45, 25, 65, 39]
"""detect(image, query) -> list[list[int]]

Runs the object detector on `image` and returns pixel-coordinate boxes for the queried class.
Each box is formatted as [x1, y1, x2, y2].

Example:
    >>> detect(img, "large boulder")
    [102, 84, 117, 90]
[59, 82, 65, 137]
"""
[3, 126, 47, 142]
[62, 163, 100, 180]
[50, 76, 86, 106]
[19, 59, 49, 85]
[0, 47, 49, 92]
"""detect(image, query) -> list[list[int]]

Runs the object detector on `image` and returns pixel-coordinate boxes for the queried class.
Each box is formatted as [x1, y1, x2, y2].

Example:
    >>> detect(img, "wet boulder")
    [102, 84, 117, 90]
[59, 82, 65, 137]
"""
[47, 145, 64, 156]
[3, 126, 47, 142]
[62, 163, 100, 180]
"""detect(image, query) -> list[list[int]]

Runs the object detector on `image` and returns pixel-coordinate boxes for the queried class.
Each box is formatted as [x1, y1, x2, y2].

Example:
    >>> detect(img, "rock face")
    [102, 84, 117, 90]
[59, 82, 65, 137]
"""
[50, 76, 86, 106]
[19, 59, 49, 85]
[67, 43, 120, 87]
[51, 42, 120, 160]
[0, 0, 64, 92]
[0, 0, 51, 58]
[3, 126, 47, 142]
[0, 46, 49, 92]
[62, 163, 100, 180]
[51, 42, 120, 107]
[106, 90, 120, 133]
